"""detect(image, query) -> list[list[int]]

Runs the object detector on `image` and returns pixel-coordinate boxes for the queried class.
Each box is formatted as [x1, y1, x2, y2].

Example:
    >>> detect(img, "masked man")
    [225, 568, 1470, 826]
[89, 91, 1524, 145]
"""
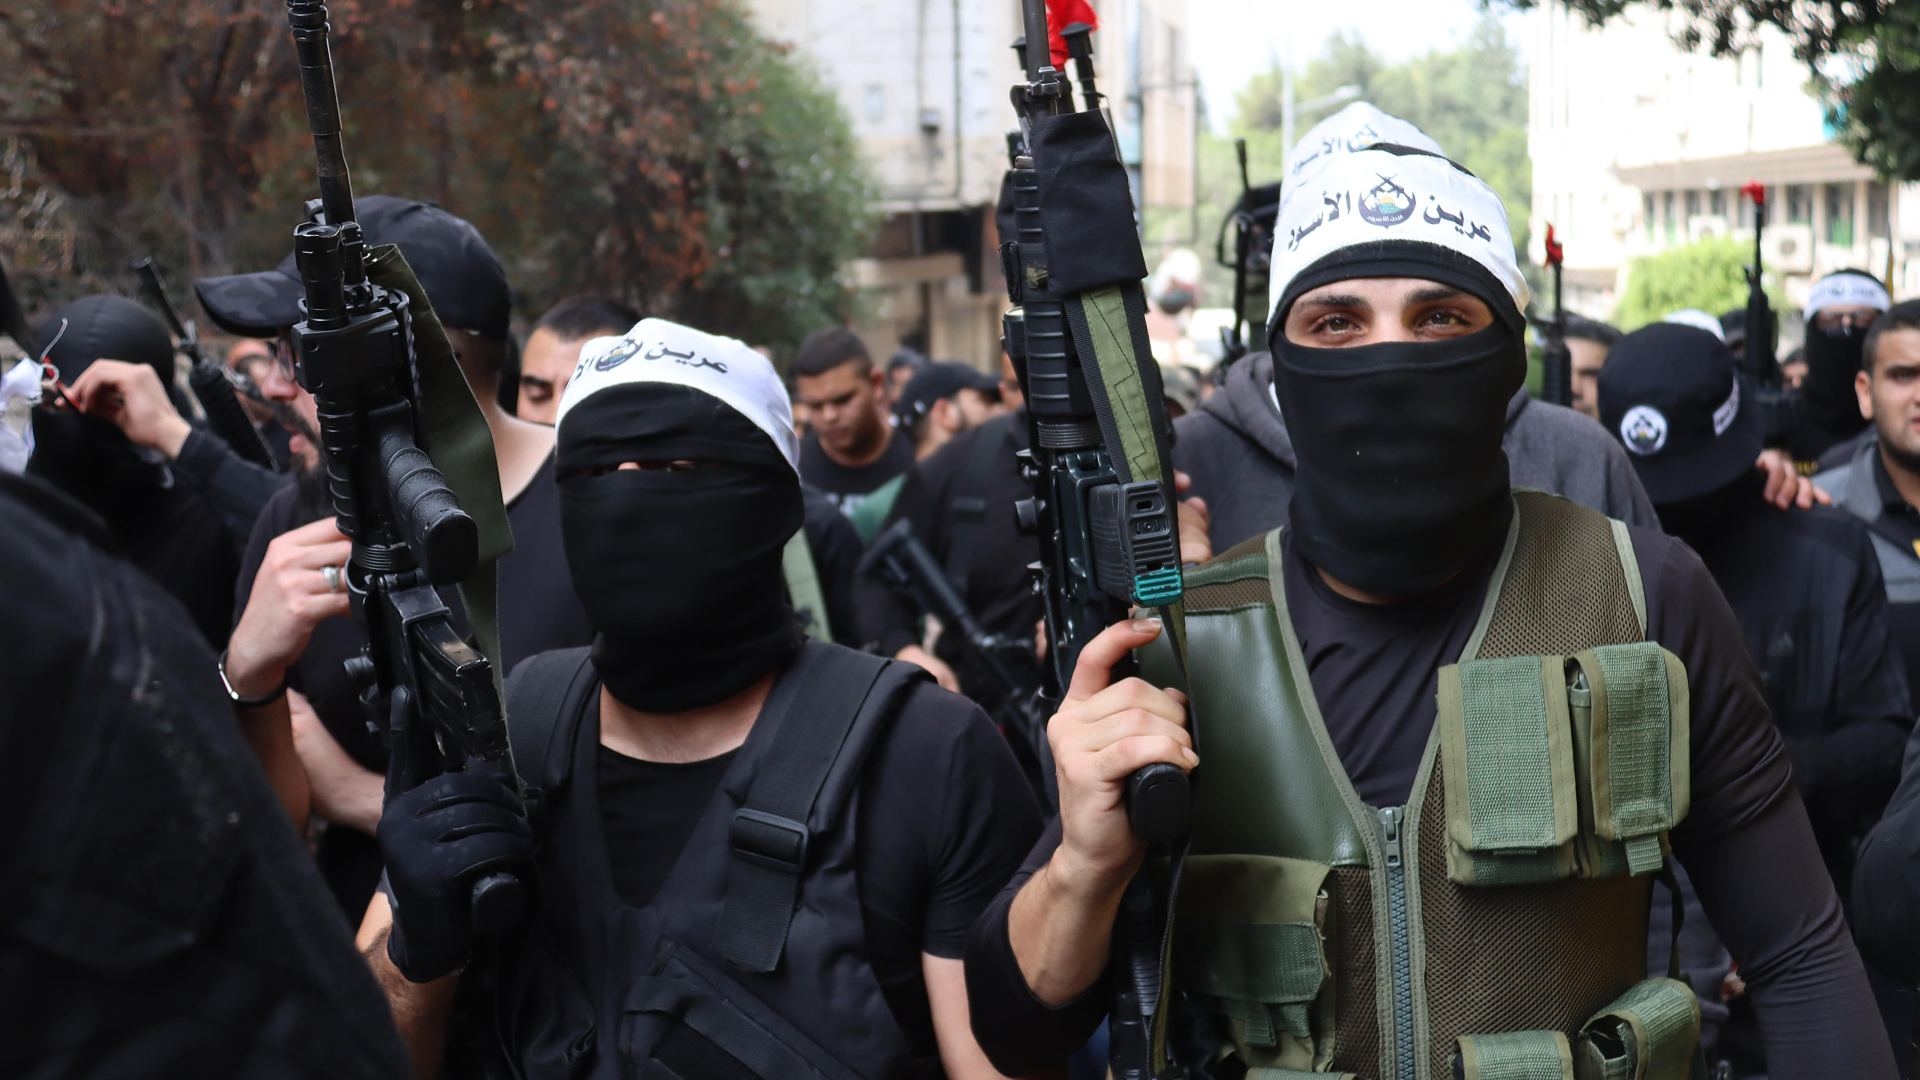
[359, 319, 1041, 1079]
[965, 147, 1895, 1078]
[1789, 268, 1892, 472]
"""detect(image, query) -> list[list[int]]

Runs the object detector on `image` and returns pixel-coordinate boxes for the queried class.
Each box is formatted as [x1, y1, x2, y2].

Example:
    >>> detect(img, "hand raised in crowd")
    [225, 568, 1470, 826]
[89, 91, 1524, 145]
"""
[1174, 470, 1212, 565]
[1046, 616, 1196, 896]
[66, 358, 193, 459]
[1755, 448, 1832, 511]
[225, 518, 354, 699]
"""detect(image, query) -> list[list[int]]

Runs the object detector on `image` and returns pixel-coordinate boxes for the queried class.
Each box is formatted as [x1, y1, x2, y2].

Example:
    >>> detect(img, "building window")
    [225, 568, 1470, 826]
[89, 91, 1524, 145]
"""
[1644, 192, 1657, 240]
[1785, 184, 1812, 225]
[1709, 188, 1727, 218]
[1827, 183, 1855, 246]
[1664, 191, 1678, 244]
[1684, 190, 1701, 221]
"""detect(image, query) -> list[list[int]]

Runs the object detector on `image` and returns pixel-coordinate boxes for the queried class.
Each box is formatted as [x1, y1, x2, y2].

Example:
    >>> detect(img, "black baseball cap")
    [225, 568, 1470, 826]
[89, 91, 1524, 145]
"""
[892, 360, 1001, 426]
[36, 295, 174, 385]
[194, 196, 511, 339]
[1597, 322, 1764, 505]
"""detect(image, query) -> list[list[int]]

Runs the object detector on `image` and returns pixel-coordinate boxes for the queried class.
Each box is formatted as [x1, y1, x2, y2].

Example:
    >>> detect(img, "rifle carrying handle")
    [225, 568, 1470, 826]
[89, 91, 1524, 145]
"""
[1127, 762, 1190, 843]
[377, 427, 477, 586]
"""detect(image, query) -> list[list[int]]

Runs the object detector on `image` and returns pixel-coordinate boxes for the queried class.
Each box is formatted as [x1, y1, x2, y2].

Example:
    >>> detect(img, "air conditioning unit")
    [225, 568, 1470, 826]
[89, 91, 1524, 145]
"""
[1688, 215, 1730, 243]
[1765, 224, 1814, 273]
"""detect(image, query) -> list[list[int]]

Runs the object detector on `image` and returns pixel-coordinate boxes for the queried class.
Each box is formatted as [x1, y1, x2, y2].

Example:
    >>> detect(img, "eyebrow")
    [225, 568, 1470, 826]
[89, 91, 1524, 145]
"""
[521, 374, 554, 389]
[1407, 286, 1466, 304]
[1298, 292, 1370, 309]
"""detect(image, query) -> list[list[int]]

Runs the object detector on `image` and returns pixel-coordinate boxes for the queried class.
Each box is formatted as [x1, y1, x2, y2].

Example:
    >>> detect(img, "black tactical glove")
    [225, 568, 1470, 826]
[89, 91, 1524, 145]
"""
[377, 769, 533, 983]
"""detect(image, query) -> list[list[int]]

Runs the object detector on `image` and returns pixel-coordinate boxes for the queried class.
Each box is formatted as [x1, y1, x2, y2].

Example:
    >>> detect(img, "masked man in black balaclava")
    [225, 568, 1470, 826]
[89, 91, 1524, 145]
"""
[1789, 269, 1892, 471]
[359, 318, 1040, 1079]
[27, 295, 242, 646]
[967, 146, 1897, 1078]
[1600, 321, 1914, 1067]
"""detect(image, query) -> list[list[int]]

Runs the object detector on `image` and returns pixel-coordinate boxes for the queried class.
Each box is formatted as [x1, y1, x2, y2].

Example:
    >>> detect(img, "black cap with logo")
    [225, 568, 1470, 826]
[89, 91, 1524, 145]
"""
[892, 360, 1001, 427]
[1597, 322, 1764, 505]
[194, 196, 511, 339]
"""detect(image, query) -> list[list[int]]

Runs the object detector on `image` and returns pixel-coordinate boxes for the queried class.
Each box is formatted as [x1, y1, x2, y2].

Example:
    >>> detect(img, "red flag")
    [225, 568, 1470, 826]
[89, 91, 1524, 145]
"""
[1045, 0, 1098, 68]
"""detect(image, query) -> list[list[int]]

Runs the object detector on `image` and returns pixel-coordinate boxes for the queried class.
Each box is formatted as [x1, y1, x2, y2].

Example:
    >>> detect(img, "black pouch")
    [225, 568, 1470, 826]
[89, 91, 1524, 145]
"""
[622, 938, 859, 1080]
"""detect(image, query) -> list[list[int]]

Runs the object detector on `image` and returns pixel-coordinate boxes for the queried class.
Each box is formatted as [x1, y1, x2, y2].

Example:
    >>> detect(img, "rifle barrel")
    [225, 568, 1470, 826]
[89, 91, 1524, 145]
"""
[1018, 0, 1050, 80]
[286, 1, 356, 229]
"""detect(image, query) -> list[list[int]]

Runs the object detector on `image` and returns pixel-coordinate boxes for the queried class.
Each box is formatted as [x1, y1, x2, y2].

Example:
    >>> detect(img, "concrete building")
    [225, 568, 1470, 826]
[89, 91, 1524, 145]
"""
[748, 0, 1196, 368]
[1528, 2, 1909, 323]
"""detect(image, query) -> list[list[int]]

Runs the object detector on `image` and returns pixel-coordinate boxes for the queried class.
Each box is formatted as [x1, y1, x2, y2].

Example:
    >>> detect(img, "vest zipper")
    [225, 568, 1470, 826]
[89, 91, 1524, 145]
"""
[1378, 805, 1415, 1080]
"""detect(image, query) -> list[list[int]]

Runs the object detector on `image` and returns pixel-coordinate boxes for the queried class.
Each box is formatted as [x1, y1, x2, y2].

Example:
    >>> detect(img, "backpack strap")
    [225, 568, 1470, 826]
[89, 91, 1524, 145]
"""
[718, 643, 925, 973]
[944, 422, 1014, 598]
[504, 647, 597, 808]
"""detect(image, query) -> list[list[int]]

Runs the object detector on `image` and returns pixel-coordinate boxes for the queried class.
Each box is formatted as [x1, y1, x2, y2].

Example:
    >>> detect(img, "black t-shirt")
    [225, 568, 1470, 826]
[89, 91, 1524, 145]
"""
[589, 676, 1042, 1061]
[799, 429, 915, 517]
[233, 453, 592, 915]
[967, 524, 1893, 1077]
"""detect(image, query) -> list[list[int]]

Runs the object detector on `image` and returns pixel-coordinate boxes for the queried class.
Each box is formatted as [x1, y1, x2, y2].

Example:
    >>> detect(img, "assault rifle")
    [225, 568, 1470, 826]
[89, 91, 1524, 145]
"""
[283, 0, 523, 934]
[132, 257, 276, 469]
[1537, 224, 1571, 407]
[1003, 4, 1191, 1075]
[859, 520, 1052, 802]
[1740, 180, 1779, 387]
[1215, 140, 1281, 365]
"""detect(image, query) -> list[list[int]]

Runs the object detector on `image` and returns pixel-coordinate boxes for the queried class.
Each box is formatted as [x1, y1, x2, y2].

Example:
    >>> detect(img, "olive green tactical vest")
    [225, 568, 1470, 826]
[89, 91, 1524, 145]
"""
[1144, 492, 1700, 1080]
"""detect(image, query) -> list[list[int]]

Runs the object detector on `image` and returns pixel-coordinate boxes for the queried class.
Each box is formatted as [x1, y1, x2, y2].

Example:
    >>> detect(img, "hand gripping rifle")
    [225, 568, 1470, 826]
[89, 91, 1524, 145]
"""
[1741, 181, 1779, 388]
[131, 257, 277, 469]
[283, 0, 524, 935]
[1538, 224, 1571, 407]
[1002, 4, 1193, 1074]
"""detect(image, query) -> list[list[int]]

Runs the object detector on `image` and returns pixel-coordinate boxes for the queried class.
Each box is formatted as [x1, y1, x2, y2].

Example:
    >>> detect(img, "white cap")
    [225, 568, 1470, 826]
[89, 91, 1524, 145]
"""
[557, 318, 800, 473]
[1284, 102, 1445, 209]
[1268, 146, 1529, 322]
[1662, 309, 1727, 342]
[1805, 271, 1892, 321]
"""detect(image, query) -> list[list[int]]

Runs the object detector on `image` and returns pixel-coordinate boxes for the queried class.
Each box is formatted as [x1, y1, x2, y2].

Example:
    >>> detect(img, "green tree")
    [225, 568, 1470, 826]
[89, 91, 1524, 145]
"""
[0, 0, 872, 352]
[1237, 18, 1532, 255]
[1492, 0, 1920, 181]
[1611, 235, 1780, 330]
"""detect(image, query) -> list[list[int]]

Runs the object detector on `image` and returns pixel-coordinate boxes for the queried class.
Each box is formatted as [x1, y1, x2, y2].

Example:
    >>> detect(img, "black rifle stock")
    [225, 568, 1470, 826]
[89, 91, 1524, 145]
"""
[283, 0, 523, 937]
[132, 257, 276, 469]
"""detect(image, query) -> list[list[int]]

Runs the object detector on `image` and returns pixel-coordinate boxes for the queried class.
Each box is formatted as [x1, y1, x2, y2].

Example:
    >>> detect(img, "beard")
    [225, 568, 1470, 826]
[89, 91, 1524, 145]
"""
[291, 455, 336, 525]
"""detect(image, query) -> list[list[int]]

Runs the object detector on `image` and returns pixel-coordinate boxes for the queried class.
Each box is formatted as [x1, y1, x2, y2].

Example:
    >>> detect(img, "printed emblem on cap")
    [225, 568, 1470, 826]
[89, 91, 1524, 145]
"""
[1359, 175, 1416, 227]
[594, 338, 643, 373]
[1620, 405, 1669, 457]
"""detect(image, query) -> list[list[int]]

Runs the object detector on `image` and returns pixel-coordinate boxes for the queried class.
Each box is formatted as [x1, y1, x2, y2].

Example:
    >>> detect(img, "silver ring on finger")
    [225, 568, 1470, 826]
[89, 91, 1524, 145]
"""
[322, 564, 343, 593]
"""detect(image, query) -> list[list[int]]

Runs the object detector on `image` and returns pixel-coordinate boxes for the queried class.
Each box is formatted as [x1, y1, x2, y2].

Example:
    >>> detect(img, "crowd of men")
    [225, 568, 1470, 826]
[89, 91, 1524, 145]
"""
[4, 97, 1920, 1080]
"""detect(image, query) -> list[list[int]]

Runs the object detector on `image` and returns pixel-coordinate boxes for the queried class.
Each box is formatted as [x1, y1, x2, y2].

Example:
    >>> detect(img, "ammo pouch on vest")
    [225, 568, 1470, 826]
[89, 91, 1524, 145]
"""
[1448, 977, 1702, 1080]
[1437, 643, 1690, 887]
[1175, 855, 1340, 1073]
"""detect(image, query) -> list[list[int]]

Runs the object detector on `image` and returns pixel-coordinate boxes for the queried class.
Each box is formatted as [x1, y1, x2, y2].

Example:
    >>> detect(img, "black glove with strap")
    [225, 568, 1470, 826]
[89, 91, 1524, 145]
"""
[378, 769, 533, 983]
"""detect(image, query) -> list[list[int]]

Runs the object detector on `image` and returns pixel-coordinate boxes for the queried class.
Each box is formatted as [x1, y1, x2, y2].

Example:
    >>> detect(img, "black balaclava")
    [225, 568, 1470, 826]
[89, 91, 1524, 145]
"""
[1801, 270, 1888, 436]
[557, 382, 803, 713]
[26, 295, 182, 519]
[1802, 325, 1871, 435]
[1270, 242, 1525, 597]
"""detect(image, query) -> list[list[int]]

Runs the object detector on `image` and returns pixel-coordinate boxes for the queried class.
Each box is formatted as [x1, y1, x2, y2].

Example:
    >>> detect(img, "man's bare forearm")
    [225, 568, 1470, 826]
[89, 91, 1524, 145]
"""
[1006, 852, 1128, 1006]
[359, 904, 457, 1079]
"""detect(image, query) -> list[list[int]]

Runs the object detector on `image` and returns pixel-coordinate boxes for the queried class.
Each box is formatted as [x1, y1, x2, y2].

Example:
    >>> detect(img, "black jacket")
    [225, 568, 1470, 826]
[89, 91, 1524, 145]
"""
[1684, 498, 1915, 889]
